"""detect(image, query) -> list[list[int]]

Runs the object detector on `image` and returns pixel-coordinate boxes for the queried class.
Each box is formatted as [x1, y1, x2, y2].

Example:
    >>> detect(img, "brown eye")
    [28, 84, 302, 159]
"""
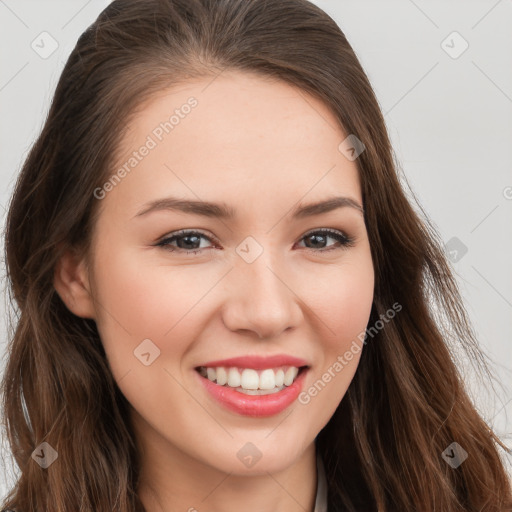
[157, 230, 216, 256]
[297, 229, 354, 252]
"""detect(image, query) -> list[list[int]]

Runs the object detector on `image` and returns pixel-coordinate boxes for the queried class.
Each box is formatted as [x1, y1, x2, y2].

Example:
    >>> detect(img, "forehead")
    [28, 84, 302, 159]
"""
[102, 70, 362, 222]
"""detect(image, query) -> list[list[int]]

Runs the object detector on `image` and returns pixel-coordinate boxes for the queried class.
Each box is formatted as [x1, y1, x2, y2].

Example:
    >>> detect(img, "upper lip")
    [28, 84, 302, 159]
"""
[196, 354, 310, 370]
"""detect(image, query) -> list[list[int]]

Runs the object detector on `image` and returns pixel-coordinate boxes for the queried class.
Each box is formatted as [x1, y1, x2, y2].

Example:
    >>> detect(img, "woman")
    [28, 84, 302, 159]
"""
[1, 0, 511, 510]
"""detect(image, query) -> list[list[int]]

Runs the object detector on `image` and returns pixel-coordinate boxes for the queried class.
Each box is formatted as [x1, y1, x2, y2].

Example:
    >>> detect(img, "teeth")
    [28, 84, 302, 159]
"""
[284, 366, 299, 386]
[198, 365, 302, 391]
[216, 367, 228, 386]
[206, 367, 216, 381]
[259, 369, 276, 390]
[227, 367, 241, 387]
[241, 369, 259, 390]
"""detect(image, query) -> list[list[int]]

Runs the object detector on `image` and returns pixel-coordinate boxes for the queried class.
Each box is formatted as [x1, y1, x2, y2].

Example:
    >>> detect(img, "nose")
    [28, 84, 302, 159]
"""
[221, 253, 304, 340]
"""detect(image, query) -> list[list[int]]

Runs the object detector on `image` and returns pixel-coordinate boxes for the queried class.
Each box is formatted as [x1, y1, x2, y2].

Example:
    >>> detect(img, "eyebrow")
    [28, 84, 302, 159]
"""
[133, 195, 364, 220]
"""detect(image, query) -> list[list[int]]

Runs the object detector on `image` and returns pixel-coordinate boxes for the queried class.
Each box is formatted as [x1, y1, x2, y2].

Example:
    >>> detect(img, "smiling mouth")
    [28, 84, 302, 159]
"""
[195, 365, 309, 395]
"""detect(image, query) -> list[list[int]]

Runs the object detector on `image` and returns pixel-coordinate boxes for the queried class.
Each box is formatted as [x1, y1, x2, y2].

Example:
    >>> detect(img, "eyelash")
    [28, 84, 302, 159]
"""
[155, 228, 355, 256]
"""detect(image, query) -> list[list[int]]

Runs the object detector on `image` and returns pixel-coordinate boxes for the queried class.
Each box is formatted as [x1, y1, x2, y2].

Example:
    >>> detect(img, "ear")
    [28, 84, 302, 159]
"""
[54, 247, 96, 319]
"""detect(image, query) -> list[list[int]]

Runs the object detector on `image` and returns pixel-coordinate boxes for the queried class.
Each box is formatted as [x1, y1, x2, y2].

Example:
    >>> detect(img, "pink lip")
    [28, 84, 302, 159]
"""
[196, 354, 309, 370]
[195, 366, 309, 417]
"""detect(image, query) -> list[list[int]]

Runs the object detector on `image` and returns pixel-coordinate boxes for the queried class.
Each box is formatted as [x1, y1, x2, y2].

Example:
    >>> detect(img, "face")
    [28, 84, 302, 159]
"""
[64, 71, 374, 479]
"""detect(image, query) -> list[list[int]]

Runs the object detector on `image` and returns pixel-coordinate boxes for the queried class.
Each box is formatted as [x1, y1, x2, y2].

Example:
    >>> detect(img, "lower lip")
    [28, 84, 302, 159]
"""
[195, 367, 309, 418]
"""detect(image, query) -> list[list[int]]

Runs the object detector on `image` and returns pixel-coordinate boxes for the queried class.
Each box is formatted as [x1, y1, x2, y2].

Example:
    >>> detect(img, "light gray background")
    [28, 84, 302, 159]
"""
[1, 0, 511, 498]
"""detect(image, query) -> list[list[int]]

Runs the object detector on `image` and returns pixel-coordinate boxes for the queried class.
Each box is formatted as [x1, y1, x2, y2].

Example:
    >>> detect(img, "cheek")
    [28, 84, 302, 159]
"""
[296, 259, 373, 424]
[296, 251, 373, 405]
[90, 245, 208, 381]
[332, 266, 374, 342]
[302, 254, 374, 347]
[92, 245, 211, 336]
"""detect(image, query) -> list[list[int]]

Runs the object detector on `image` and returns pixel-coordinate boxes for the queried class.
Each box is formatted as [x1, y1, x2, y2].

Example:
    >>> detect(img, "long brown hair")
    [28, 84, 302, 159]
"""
[2, 0, 511, 510]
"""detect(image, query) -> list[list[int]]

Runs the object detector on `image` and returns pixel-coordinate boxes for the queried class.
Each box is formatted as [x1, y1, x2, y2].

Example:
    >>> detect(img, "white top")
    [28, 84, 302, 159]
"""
[314, 448, 328, 512]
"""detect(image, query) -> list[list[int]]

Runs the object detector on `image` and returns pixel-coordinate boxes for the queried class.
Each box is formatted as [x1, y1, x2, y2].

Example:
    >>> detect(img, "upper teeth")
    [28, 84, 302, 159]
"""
[198, 366, 300, 390]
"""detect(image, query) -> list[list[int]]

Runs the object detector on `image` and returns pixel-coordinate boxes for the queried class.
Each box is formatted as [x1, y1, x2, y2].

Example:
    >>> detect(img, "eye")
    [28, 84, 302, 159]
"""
[156, 228, 355, 256]
[156, 229, 217, 256]
[296, 229, 355, 253]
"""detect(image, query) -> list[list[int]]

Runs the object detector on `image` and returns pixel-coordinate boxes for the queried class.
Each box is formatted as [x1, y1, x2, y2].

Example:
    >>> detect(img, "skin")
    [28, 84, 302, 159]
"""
[54, 70, 375, 512]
